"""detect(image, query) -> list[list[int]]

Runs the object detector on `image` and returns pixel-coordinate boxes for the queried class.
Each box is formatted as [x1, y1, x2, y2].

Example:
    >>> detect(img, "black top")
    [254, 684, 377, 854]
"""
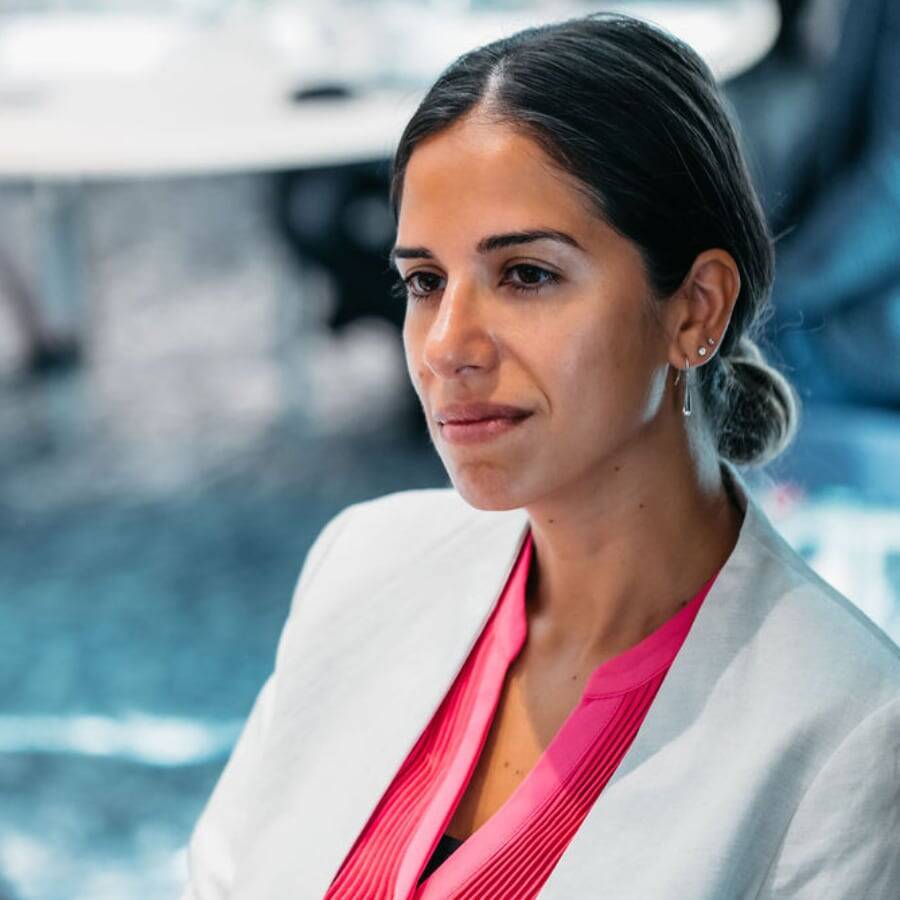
[417, 832, 466, 885]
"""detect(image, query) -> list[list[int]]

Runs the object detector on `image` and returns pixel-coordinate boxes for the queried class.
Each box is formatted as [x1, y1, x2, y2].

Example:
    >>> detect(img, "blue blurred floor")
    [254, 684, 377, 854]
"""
[0, 175, 898, 899]
[0, 359, 447, 900]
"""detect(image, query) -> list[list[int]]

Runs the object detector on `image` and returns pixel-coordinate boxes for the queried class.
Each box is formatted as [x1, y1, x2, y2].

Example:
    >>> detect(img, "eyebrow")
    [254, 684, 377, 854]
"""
[389, 228, 584, 269]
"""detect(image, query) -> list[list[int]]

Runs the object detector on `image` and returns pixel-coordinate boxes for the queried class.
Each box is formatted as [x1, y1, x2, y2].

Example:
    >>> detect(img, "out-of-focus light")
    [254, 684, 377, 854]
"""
[0, 713, 242, 766]
[761, 488, 900, 644]
[0, 14, 188, 81]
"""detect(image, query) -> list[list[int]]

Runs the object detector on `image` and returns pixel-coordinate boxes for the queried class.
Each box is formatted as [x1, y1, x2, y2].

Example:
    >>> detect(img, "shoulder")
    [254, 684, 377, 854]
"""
[319, 486, 483, 556]
[288, 486, 485, 605]
[742, 492, 900, 724]
[308, 485, 474, 547]
[340, 485, 476, 529]
[695, 475, 900, 738]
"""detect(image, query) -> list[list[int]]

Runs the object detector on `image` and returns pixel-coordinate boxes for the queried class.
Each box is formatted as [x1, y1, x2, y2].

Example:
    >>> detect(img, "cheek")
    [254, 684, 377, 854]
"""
[541, 309, 652, 445]
[549, 319, 621, 407]
[401, 316, 424, 387]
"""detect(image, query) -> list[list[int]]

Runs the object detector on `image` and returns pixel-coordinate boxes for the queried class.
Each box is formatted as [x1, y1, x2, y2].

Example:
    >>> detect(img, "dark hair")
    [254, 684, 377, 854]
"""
[388, 11, 800, 468]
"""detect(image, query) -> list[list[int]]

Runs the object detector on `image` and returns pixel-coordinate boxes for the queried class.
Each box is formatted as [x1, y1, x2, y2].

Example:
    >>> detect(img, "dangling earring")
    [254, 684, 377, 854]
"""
[673, 355, 692, 416]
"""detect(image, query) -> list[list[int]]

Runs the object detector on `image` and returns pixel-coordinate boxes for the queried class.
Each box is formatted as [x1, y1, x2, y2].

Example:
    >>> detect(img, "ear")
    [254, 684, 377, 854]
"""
[665, 248, 740, 372]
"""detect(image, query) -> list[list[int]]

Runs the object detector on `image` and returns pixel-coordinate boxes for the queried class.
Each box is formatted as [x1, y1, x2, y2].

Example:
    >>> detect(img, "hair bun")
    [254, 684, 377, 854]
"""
[716, 336, 801, 467]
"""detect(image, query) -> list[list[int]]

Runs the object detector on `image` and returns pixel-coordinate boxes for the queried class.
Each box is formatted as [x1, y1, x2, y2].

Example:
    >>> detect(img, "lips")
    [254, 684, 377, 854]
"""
[439, 413, 532, 445]
[435, 401, 532, 425]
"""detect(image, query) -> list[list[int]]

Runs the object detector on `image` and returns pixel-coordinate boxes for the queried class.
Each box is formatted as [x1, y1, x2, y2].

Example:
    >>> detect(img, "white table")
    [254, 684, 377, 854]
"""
[0, 0, 780, 366]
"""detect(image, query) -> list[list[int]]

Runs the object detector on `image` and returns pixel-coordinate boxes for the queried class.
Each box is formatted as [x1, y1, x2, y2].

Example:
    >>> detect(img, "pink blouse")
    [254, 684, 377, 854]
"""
[325, 528, 719, 899]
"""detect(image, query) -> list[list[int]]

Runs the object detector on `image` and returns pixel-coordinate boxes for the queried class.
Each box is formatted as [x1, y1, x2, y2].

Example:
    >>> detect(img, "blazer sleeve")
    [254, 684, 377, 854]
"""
[756, 695, 900, 899]
[179, 502, 358, 900]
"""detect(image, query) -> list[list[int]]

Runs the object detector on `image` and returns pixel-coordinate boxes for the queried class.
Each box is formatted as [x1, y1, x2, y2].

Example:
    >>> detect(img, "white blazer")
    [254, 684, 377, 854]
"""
[181, 460, 900, 899]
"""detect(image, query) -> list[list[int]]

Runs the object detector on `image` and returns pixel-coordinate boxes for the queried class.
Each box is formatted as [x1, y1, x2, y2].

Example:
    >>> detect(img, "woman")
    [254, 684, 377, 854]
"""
[181, 13, 899, 899]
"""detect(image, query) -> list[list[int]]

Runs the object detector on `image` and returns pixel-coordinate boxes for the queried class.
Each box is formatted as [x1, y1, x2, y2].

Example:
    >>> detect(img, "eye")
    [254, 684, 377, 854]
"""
[505, 263, 561, 294]
[391, 263, 561, 302]
[391, 270, 444, 302]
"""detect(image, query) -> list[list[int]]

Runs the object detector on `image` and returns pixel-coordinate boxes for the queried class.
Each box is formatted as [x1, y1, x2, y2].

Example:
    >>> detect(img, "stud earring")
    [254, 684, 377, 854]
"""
[673, 355, 692, 416]
[698, 346, 707, 356]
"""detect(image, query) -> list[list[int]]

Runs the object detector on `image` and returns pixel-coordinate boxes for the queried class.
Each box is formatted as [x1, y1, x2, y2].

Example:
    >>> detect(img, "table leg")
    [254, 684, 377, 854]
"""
[27, 180, 87, 372]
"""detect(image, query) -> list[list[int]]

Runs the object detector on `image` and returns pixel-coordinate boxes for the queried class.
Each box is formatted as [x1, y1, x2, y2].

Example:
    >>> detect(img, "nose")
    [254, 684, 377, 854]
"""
[421, 275, 498, 379]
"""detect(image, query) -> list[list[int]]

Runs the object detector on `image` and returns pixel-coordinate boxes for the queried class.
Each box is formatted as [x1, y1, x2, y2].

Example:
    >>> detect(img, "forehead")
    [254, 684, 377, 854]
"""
[398, 115, 597, 238]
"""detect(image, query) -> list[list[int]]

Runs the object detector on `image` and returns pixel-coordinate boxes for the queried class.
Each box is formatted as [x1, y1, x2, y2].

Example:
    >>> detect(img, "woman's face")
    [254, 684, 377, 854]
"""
[394, 112, 678, 511]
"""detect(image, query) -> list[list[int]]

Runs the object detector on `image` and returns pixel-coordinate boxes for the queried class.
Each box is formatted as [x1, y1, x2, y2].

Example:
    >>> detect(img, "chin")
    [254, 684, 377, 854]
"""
[446, 467, 528, 512]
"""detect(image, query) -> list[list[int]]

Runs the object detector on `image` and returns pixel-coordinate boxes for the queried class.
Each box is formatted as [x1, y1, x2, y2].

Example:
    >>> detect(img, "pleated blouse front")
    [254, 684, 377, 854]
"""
[325, 527, 719, 899]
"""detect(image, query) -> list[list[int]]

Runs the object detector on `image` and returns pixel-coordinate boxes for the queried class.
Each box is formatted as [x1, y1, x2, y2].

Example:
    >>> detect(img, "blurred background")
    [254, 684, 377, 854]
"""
[0, 0, 897, 897]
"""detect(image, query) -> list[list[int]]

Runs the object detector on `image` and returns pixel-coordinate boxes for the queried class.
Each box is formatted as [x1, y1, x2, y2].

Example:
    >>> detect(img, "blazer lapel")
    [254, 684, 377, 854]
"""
[233, 460, 793, 899]
[537, 462, 798, 896]
[232, 499, 531, 899]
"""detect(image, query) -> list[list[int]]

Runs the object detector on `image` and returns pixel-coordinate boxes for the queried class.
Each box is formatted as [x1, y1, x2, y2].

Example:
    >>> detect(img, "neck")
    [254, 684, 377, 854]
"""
[522, 449, 744, 668]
